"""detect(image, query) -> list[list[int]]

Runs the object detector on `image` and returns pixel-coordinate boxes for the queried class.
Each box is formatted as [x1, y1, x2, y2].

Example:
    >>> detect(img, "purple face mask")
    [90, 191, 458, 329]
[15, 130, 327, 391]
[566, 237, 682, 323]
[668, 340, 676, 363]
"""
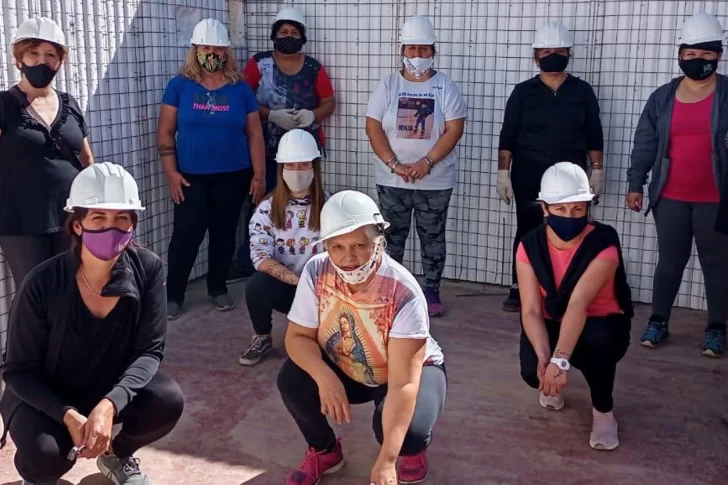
[81, 227, 133, 261]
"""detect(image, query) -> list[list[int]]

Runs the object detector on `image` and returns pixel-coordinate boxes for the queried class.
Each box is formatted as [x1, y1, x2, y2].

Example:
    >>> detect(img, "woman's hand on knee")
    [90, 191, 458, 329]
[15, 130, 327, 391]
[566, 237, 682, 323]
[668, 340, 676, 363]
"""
[315, 369, 351, 425]
[542, 363, 568, 396]
[80, 398, 116, 458]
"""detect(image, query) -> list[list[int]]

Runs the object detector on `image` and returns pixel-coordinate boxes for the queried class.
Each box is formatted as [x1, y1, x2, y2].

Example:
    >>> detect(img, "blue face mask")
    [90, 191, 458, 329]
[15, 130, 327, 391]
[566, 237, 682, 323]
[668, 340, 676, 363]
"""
[546, 213, 588, 241]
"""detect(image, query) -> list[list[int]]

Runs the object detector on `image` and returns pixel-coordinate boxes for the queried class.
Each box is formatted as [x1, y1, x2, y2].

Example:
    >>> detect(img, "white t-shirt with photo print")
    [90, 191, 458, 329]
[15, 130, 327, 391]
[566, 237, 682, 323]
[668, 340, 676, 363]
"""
[365, 70, 468, 191]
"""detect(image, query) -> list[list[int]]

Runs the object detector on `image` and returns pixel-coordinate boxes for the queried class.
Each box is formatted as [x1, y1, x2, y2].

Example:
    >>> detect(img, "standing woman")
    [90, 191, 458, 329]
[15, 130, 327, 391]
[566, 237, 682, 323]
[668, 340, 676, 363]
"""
[238, 129, 327, 367]
[626, 12, 728, 356]
[0, 17, 94, 288]
[0, 163, 184, 485]
[497, 21, 604, 313]
[158, 18, 266, 319]
[231, 6, 336, 280]
[365, 15, 467, 318]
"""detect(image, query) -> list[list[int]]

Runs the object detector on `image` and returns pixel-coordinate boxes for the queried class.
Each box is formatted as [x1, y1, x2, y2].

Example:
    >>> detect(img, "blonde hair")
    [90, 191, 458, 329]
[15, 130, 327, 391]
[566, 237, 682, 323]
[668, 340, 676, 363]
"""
[179, 46, 240, 84]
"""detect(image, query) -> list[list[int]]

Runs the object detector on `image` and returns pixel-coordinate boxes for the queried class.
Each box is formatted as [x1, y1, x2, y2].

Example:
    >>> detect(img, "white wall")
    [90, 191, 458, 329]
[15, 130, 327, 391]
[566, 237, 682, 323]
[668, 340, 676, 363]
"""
[2, 0, 727, 363]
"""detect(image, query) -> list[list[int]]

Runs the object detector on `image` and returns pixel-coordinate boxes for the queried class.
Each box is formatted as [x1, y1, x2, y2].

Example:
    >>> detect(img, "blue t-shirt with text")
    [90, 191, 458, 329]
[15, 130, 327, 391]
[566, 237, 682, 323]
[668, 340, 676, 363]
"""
[161, 75, 258, 174]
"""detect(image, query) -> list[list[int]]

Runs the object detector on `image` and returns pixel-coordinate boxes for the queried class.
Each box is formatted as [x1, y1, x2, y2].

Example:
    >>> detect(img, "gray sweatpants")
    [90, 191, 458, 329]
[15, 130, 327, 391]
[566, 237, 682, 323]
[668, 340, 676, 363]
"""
[652, 198, 728, 324]
[376, 185, 452, 290]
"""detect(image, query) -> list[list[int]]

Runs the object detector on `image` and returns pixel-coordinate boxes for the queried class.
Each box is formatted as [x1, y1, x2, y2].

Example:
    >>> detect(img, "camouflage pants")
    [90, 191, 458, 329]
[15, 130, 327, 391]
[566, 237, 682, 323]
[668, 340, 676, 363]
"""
[376, 185, 453, 290]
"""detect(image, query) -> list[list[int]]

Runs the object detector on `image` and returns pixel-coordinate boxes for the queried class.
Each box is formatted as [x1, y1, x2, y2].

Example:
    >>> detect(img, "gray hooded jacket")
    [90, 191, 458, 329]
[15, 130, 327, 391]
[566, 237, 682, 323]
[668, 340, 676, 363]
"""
[627, 74, 728, 214]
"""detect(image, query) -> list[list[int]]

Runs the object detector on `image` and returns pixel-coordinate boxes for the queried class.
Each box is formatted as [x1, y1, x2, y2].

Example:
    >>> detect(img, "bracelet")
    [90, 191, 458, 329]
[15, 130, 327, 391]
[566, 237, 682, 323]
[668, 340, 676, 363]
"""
[386, 154, 397, 164]
[423, 156, 434, 173]
[390, 160, 399, 173]
[591, 164, 604, 170]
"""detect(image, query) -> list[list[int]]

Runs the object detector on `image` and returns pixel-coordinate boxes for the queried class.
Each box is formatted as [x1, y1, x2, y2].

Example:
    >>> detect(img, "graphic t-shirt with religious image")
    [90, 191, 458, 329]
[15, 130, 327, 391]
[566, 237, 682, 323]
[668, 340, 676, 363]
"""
[287, 252, 445, 387]
[161, 75, 259, 174]
[365, 71, 468, 190]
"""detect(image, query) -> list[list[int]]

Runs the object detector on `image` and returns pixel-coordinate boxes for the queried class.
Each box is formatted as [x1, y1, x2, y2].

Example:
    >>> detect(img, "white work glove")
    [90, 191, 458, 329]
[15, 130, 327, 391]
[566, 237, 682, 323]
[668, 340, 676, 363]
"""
[268, 109, 299, 131]
[496, 169, 513, 205]
[292, 109, 315, 128]
[590, 168, 604, 197]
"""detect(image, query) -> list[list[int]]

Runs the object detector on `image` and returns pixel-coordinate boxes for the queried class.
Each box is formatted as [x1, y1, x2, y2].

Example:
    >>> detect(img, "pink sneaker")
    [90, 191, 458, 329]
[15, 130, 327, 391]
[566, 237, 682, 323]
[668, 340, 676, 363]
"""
[286, 439, 345, 485]
[424, 288, 445, 317]
[397, 451, 428, 484]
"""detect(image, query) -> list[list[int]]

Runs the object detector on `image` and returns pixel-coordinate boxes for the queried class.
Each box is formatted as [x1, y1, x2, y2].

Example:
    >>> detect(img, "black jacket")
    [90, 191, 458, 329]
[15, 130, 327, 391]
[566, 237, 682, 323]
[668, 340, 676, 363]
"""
[521, 222, 633, 321]
[0, 247, 166, 448]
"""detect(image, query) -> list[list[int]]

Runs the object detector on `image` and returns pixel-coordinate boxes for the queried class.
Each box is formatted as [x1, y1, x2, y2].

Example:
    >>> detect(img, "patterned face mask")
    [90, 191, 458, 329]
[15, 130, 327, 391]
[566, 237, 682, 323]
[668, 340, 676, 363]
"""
[197, 52, 226, 73]
[331, 241, 382, 285]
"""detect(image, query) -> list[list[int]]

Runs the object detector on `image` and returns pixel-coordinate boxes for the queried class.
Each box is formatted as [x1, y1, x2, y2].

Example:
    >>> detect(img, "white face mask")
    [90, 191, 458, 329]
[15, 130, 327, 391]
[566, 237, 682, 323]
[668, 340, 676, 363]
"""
[331, 242, 382, 285]
[403, 56, 433, 79]
[282, 168, 314, 194]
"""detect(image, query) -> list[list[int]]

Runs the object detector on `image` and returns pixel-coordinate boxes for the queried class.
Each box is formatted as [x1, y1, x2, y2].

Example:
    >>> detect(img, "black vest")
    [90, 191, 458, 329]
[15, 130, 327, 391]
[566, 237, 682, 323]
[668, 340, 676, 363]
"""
[521, 222, 634, 321]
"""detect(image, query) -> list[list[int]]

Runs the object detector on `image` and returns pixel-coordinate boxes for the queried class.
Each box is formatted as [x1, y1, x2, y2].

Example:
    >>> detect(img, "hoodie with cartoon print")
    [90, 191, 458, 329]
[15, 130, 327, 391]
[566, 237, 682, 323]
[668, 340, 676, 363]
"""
[249, 196, 324, 275]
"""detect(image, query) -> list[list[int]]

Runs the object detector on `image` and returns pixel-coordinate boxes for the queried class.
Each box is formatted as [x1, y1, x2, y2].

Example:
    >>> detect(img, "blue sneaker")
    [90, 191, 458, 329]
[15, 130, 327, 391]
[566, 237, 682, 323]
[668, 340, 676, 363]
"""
[640, 318, 669, 348]
[702, 327, 726, 358]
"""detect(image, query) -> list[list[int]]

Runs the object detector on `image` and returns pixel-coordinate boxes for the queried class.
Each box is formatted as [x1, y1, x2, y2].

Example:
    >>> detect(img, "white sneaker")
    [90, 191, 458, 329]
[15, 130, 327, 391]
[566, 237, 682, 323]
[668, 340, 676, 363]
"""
[539, 391, 565, 411]
[589, 408, 619, 450]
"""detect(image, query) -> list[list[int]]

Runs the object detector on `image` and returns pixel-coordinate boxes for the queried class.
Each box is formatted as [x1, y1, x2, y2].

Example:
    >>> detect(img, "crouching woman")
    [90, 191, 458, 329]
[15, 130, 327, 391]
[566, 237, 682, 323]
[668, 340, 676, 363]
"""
[517, 162, 633, 451]
[0, 163, 184, 485]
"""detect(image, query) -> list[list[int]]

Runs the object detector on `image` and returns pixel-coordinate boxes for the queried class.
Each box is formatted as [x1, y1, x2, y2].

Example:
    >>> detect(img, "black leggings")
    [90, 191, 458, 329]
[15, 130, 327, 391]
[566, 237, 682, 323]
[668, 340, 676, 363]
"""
[8, 372, 184, 483]
[245, 271, 297, 335]
[277, 356, 447, 457]
[511, 196, 544, 286]
[166, 169, 252, 303]
[0, 233, 68, 289]
[519, 315, 631, 413]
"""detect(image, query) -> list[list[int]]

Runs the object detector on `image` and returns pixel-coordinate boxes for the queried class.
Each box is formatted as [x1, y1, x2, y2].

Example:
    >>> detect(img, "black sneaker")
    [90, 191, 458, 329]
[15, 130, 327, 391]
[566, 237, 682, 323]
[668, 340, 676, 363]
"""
[702, 325, 726, 358]
[238, 335, 273, 366]
[502, 286, 521, 312]
[226, 265, 255, 283]
[640, 317, 669, 348]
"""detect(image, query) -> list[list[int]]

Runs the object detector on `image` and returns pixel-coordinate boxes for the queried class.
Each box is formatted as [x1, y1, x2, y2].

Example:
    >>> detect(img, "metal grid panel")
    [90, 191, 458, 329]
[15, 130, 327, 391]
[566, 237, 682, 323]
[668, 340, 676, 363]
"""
[2, 0, 727, 364]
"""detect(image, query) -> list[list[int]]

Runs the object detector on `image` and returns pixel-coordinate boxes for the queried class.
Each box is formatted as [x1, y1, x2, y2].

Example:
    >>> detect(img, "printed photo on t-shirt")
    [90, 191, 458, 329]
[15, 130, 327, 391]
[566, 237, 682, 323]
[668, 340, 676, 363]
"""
[192, 92, 231, 115]
[396, 96, 435, 139]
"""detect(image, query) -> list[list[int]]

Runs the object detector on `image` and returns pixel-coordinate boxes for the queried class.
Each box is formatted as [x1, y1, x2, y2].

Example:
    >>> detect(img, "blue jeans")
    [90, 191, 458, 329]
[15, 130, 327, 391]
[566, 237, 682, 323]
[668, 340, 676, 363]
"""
[236, 157, 278, 270]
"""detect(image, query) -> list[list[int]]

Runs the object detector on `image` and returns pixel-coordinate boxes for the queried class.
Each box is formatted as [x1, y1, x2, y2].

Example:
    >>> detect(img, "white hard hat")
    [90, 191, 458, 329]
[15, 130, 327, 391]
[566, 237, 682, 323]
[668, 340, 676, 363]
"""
[274, 7, 306, 28]
[537, 162, 594, 204]
[276, 129, 321, 164]
[533, 21, 573, 49]
[399, 16, 436, 45]
[190, 18, 230, 47]
[65, 163, 145, 212]
[320, 191, 390, 242]
[13, 16, 67, 48]
[678, 12, 724, 45]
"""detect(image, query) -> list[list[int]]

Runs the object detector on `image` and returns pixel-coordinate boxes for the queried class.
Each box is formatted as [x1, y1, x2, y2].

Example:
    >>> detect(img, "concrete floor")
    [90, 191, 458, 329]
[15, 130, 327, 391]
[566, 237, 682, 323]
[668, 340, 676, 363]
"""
[1, 278, 727, 485]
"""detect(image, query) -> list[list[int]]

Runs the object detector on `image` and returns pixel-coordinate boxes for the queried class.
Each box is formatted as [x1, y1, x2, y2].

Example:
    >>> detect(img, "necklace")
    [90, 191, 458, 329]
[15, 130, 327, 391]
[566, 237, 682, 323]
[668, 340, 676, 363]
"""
[79, 267, 103, 296]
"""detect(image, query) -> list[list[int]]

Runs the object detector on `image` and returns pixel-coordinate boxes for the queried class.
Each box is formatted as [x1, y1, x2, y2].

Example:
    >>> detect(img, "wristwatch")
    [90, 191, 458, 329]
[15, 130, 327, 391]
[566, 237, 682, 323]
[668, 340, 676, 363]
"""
[550, 357, 571, 371]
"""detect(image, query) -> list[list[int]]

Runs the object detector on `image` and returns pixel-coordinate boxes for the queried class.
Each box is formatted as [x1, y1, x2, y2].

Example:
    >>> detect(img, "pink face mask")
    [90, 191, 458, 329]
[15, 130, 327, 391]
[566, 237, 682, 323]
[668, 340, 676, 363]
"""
[81, 227, 133, 261]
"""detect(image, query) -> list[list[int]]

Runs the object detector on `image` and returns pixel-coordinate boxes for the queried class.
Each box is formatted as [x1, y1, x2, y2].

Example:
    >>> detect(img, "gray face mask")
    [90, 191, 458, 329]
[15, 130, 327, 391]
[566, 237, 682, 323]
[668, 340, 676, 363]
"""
[282, 168, 314, 193]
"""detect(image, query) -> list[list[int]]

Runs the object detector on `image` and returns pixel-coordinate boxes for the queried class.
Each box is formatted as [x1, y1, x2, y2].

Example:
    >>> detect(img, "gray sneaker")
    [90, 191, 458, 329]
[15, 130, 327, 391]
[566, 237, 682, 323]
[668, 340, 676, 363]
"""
[97, 453, 150, 485]
[238, 335, 273, 366]
[208, 293, 235, 311]
[167, 301, 183, 320]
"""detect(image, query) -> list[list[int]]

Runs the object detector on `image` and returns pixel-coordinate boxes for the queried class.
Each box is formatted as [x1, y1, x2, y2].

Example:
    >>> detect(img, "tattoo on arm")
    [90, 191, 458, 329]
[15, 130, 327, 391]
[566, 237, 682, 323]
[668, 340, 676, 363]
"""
[265, 264, 298, 285]
[554, 348, 571, 359]
[498, 151, 510, 170]
[158, 144, 176, 158]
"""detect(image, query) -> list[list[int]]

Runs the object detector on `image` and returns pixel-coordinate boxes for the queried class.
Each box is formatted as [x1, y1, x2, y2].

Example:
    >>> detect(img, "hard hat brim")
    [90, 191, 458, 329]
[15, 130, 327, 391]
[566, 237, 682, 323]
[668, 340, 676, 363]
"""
[64, 202, 146, 213]
[537, 193, 594, 204]
[13, 35, 67, 49]
[320, 220, 391, 243]
[190, 41, 231, 47]
[276, 155, 320, 164]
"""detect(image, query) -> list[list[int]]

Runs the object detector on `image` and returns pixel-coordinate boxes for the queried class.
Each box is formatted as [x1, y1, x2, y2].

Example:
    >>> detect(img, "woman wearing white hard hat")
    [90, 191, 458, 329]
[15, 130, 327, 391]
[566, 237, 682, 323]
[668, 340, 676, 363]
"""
[278, 190, 446, 485]
[238, 129, 328, 367]
[230, 6, 336, 281]
[498, 21, 604, 314]
[0, 163, 184, 485]
[0, 16, 95, 290]
[365, 15, 467, 318]
[158, 18, 266, 318]
[517, 162, 632, 451]
[627, 11, 728, 357]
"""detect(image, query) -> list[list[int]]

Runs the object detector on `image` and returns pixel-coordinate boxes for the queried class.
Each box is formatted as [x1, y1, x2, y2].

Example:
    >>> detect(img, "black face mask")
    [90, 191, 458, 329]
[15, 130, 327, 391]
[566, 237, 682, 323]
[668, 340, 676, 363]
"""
[275, 36, 303, 55]
[546, 213, 589, 241]
[21, 63, 58, 88]
[538, 53, 569, 73]
[679, 58, 719, 81]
